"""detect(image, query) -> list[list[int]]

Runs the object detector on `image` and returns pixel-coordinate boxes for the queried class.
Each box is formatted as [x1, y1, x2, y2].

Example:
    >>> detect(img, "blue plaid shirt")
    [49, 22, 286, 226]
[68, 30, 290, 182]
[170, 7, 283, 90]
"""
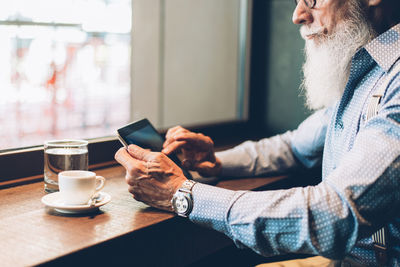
[189, 23, 400, 266]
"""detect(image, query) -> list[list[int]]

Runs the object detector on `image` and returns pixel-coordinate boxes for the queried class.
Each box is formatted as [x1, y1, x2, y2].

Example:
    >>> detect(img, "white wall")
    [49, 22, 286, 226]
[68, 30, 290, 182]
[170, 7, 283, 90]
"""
[131, 0, 250, 129]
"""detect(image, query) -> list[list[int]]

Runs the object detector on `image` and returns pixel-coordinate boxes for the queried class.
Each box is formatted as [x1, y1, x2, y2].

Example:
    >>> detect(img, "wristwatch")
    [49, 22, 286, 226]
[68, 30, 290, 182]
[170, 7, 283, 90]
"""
[171, 179, 197, 217]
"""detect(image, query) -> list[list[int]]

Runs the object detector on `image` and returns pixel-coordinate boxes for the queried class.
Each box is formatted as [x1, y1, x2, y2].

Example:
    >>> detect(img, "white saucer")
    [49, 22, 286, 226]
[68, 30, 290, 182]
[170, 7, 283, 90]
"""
[41, 191, 111, 214]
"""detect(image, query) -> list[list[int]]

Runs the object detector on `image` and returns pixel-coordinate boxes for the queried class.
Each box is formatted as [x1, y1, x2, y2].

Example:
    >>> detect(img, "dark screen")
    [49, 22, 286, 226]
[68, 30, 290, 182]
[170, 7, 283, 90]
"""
[124, 124, 164, 151]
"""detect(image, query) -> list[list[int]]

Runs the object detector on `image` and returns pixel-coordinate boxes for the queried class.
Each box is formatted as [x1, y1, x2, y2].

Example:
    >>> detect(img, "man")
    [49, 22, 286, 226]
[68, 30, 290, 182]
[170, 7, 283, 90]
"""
[115, 0, 400, 266]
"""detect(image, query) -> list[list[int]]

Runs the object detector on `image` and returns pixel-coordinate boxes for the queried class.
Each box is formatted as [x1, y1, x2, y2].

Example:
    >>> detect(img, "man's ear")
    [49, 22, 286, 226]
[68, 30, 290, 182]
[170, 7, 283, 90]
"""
[367, 0, 382, 7]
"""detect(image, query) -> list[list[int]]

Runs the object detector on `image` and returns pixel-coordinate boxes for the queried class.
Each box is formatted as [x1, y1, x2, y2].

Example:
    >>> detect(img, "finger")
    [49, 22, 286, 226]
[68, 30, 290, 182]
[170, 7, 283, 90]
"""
[125, 173, 132, 184]
[115, 147, 142, 170]
[115, 148, 148, 180]
[128, 186, 141, 201]
[163, 130, 197, 149]
[162, 140, 187, 155]
[127, 144, 153, 161]
[163, 127, 189, 148]
[145, 161, 162, 176]
[125, 171, 149, 186]
[162, 136, 174, 149]
[115, 147, 126, 162]
[173, 132, 213, 149]
[165, 126, 186, 140]
[193, 161, 215, 173]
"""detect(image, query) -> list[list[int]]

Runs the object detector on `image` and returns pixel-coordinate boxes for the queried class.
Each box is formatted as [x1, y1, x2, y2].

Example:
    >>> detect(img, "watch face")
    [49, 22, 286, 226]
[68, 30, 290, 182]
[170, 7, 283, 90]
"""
[174, 194, 189, 214]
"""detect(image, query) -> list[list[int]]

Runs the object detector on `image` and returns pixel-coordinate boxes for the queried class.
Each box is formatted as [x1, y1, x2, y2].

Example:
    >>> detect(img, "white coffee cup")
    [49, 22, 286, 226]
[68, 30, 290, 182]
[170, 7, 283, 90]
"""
[58, 170, 105, 205]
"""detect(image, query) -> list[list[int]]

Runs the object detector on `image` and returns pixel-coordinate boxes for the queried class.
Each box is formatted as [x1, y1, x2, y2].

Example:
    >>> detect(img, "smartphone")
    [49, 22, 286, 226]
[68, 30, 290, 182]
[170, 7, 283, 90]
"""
[117, 119, 193, 180]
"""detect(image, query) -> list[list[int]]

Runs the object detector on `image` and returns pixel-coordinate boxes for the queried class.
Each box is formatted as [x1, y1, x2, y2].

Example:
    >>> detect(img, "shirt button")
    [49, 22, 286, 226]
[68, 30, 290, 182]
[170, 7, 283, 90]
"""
[337, 121, 344, 129]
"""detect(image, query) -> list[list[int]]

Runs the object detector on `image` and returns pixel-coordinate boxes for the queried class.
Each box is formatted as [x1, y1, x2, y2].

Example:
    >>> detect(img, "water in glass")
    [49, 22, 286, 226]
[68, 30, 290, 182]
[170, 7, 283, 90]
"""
[44, 140, 88, 193]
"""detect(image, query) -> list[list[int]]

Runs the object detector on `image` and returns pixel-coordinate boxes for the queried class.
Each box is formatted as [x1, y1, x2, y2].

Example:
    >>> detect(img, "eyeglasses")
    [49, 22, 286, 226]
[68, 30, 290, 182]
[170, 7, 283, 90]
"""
[294, 0, 316, 9]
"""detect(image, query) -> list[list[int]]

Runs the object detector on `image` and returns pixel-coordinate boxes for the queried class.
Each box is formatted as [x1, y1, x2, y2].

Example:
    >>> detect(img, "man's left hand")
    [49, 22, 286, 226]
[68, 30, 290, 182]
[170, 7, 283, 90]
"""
[115, 144, 187, 211]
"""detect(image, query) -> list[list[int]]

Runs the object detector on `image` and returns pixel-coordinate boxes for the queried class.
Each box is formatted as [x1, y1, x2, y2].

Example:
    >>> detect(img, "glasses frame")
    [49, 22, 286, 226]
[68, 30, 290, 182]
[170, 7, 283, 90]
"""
[294, 0, 316, 9]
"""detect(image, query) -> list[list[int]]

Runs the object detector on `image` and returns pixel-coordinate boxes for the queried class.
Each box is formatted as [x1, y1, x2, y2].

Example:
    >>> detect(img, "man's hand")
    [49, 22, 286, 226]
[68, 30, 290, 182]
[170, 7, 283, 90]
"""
[115, 144, 187, 211]
[162, 126, 222, 177]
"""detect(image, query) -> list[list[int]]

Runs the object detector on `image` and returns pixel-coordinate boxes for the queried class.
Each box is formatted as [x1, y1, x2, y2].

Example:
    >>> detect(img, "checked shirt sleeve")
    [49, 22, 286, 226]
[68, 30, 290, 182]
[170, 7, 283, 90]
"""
[215, 108, 333, 178]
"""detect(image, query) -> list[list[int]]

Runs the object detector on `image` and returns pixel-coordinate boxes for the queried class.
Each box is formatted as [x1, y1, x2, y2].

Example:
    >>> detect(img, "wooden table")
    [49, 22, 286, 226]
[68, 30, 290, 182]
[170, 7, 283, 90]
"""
[0, 165, 286, 267]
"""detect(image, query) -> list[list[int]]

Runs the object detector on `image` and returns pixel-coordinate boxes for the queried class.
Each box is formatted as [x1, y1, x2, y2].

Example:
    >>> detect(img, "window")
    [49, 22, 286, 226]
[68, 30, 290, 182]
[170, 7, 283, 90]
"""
[0, 0, 131, 151]
[1, 0, 251, 152]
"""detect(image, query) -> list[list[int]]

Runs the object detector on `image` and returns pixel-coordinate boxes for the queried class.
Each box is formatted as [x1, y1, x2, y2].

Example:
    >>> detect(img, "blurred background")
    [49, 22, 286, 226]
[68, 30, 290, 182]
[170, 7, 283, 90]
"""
[0, 0, 130, 150]
[1, 0, 309, 151]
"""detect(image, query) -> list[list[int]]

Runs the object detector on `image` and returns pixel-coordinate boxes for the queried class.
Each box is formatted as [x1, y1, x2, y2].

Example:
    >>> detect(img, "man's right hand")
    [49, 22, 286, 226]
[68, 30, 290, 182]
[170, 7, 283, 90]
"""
[162, 126, 222, 177]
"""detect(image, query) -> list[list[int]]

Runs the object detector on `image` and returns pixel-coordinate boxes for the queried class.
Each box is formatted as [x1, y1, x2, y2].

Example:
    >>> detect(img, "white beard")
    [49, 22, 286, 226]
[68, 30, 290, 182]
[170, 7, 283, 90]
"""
[301, 1, 374, 110]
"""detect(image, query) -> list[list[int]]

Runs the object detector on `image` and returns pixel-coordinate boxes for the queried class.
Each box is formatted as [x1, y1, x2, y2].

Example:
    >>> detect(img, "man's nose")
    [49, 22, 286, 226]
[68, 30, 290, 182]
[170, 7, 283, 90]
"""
[292, 1, 313, 25]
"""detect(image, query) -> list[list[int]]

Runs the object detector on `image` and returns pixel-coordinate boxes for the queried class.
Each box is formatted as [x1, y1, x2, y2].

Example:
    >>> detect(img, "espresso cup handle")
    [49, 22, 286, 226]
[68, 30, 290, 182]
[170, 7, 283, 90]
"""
[95, 176, 106, 192]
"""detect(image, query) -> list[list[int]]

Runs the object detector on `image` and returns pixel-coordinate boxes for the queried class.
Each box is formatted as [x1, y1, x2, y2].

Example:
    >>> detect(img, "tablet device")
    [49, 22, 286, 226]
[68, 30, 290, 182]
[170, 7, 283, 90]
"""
[117, 118, 193, 180]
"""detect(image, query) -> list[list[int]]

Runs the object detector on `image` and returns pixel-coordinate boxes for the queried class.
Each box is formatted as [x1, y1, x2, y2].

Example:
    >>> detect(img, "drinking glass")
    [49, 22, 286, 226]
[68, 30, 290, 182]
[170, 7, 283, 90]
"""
[44, 139, 89, 193]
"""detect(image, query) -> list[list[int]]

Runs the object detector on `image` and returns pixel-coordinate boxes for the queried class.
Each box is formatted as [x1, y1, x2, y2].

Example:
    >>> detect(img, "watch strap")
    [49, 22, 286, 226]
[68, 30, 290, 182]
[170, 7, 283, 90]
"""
[179, 179, 197, 193]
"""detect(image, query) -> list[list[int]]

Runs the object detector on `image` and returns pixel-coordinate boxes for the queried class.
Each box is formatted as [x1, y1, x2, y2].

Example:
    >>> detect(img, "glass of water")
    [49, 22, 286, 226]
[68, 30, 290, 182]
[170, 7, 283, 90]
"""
[44, 139, 89, 193]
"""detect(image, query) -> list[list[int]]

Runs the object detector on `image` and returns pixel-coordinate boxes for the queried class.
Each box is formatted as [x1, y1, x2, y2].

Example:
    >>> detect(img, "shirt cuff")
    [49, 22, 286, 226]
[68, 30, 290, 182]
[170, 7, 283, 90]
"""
[188, 182, 245, 238]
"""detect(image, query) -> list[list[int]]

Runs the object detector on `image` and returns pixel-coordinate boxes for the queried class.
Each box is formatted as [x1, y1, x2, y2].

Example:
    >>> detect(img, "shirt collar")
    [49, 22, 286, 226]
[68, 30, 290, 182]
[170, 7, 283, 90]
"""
[365, 23, 400, 72]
